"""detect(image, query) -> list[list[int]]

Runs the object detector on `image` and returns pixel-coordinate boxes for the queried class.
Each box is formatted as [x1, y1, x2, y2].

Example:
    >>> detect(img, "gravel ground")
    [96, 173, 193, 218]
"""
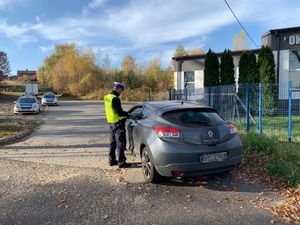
[0, 101, 293, 225]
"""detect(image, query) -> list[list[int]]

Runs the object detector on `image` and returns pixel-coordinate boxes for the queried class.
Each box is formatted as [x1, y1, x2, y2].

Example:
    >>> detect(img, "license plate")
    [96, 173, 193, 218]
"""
[199, 152, 228, 163]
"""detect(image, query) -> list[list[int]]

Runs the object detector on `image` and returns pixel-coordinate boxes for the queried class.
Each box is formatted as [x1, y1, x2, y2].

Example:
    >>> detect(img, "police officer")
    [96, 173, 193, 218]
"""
[104, 82, 131, 168]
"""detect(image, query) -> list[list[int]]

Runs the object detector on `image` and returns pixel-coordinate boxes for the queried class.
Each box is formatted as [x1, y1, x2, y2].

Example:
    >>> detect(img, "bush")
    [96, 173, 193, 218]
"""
[241, 132, 276, 154]
[267, 162, 300, 187]
[82, 87, 167, 102]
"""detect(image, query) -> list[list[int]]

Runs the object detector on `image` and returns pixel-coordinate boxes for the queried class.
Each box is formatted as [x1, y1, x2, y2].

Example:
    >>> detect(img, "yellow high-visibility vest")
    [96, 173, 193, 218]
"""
[104, 93, 126, 123]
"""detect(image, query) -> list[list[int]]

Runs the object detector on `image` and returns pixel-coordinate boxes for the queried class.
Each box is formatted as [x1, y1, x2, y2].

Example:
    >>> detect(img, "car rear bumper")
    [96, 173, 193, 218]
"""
[43, 102, 58, 105]
[155, 155, 241, 177]
[149, 135, 242, 177]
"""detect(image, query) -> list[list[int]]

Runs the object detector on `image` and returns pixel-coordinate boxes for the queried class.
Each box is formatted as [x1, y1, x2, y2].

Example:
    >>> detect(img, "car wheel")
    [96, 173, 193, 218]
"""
[141, 147, 161, 183]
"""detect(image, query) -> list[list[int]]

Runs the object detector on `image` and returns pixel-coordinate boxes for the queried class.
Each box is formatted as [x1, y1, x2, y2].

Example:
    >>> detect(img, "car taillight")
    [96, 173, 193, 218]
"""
[229, 123, 237, 134]
[153, 126, 181, 138]
[171, 170, 185, 177]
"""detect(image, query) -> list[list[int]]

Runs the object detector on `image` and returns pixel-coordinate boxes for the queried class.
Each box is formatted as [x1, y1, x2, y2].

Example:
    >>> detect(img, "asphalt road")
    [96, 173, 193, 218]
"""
[0, 101, 292, 225]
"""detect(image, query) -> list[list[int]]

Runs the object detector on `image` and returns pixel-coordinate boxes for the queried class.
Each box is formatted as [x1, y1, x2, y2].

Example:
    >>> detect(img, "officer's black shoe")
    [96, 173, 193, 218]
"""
[109, 160, 118, 166]
[118, 162, 132, 168]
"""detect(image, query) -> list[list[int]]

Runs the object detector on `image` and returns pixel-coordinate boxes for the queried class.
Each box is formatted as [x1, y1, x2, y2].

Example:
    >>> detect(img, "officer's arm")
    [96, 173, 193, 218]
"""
[112, 98, 129, 117]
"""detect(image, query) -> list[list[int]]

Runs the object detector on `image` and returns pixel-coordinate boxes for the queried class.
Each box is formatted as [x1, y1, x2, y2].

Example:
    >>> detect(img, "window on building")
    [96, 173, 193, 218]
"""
[289, 50, 300, 87]
[184, 71, 195, 91]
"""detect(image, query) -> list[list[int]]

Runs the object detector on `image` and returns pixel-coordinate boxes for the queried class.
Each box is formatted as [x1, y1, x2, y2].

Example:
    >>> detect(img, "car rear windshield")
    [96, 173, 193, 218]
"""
[162, 108, 225, 127]
[45, 95, 55, 98]
[19, 98, 36, 104]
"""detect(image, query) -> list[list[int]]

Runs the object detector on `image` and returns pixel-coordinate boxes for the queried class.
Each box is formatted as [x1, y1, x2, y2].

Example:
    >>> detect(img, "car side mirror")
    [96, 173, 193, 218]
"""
[131, 113, 142, 120]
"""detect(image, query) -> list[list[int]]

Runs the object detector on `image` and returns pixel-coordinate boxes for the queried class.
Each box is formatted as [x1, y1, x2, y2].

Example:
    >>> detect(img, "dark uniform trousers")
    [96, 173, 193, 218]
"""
[108, 118, 127, 165]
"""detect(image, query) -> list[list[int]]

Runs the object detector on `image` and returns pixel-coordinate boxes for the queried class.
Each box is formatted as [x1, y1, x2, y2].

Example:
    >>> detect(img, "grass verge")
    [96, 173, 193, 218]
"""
[239, 132, 300, 224]
[0, 123, 24, 138]
[241, 132, 300, 187]
[0, 118, 40, 140]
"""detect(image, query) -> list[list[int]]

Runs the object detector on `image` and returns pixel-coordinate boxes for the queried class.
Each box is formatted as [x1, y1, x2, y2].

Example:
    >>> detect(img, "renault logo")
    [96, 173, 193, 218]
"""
[208, 130, 214, 138]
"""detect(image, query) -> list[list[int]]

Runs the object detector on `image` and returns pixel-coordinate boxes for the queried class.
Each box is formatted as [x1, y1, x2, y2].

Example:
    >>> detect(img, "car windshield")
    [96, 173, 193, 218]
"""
[162, 108, 225, 127]
[45, 95, 55, 98]
[18, 98, 36, 104]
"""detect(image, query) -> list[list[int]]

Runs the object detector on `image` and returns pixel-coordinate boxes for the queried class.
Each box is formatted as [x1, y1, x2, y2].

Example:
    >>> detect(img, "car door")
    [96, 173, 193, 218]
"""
[130, 106, 156, 155]
[126, 105, 143, 154]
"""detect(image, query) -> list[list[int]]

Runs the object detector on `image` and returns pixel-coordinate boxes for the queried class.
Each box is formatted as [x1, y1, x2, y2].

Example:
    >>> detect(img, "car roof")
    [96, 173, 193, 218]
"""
[141, 101, 214, 115]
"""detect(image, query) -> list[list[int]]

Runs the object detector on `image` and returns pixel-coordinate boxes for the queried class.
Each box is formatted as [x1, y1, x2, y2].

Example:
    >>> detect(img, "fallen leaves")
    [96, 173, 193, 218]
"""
[57, 200, 69, 209]
[269, 187, 300, 224]
[232, 150, 300, 224]
[248, 185, 300, 224]
[103, 215, 109, 219]
[185, 194, 193, 202]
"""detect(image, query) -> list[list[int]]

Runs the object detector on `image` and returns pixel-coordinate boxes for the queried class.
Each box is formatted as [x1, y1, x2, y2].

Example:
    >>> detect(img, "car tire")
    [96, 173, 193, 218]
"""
[141, 147, 161, 183]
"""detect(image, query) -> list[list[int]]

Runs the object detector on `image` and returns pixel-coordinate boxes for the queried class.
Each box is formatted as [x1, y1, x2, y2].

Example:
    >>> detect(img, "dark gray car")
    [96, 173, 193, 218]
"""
[127, 101, 242, 183]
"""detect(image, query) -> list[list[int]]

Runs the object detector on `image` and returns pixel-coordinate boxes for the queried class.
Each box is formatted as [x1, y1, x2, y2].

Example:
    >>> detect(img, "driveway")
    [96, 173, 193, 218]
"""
[0, 101, 291, 225]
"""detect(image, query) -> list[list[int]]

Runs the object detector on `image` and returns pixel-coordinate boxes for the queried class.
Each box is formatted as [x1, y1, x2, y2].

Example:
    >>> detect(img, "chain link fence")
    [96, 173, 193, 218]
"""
[170, 82, 300, 143]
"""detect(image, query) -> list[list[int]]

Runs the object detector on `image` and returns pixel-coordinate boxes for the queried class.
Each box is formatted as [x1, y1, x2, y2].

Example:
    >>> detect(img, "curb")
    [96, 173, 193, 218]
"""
[0, 104, 49, 146]
[0, 129, 31, 145]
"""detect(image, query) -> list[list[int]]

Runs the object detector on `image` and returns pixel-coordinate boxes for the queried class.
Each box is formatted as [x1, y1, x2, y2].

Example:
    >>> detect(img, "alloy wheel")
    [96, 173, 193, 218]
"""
[141, 150, 152, 180]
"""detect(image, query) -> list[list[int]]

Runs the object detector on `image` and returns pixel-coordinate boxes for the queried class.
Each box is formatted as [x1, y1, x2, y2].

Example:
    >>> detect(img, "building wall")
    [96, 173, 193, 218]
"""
[278, 49, 300, 99]
[173, 26, 300, 98]
[279, 50, 289, 99]
[174, 71, 178, 90]
[173, 56, 241, 90]
[195, 70, 204, 88]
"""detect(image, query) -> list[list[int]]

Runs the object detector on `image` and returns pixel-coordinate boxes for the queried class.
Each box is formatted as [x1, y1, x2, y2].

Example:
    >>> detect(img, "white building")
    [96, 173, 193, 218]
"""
[172, 26, 300, 99]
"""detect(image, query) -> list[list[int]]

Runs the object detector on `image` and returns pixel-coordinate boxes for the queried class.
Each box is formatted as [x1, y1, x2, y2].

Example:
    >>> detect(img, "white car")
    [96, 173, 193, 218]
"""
[14, 95, 40, 114]
[42, 92, 58, 106]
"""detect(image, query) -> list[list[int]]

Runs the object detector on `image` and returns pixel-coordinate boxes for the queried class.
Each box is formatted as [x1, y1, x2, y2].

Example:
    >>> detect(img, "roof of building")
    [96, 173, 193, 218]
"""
[172, 48, 260, 61]
[262, 26, 300, 37]
[17, 70, 37, 75]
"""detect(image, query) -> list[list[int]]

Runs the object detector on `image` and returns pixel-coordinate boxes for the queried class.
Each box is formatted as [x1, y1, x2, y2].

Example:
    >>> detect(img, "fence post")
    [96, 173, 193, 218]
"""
[246, 83, 250, 131]
[148, 89, 151, 101]
[208, 86, 211, 106]
[184, 87, 188, 101]
[288, 81, 292, 142]
[258, 83, 263, 134]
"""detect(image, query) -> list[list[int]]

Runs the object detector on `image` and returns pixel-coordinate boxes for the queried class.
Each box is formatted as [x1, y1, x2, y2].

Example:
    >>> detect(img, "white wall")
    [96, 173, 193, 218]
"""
[173, 71, 183, 90]
[173, 71, 177, 90]
[175, 70, 204, 89]
[278, 50, 289, 99]
[195, 70, 204, 89]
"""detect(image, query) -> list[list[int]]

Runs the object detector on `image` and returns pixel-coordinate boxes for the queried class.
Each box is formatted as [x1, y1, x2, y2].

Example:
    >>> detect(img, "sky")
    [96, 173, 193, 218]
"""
[0, 0, 300, 75]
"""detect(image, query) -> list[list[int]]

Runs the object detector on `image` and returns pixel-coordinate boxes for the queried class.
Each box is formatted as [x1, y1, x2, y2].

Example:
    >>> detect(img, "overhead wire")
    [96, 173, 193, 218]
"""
[223, 0, 260, 48]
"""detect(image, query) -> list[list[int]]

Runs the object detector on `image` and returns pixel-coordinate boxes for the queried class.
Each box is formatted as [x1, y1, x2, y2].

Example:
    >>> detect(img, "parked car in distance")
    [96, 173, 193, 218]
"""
[42, 92, 58, 106]
[14, 94, 40, 114]
[126, 101, 242, 183]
